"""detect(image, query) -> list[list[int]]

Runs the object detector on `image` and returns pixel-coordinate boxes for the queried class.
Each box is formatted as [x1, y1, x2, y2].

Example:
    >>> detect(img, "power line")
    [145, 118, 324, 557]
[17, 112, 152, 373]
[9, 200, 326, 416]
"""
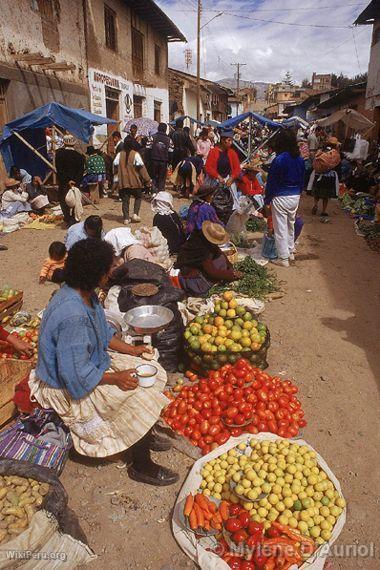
[351, 27, 362, 74]
[170, 3, 366, 13]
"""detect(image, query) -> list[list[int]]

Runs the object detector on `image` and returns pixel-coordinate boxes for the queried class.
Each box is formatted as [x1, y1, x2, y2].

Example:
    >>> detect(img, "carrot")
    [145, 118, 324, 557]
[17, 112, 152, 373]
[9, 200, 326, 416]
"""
[208, 501, 217, 514]
[194, 493, 211, 512]
[189, 509, 198, 530]
[219, 501, 229, 521]
[184, 494, 194, 517]
[203, 519, 211, 531]
[193, 503, 205, 528]
[210, 515, 222, 530]
[213, 511, 222, 524]
[202, 509, 213, 521]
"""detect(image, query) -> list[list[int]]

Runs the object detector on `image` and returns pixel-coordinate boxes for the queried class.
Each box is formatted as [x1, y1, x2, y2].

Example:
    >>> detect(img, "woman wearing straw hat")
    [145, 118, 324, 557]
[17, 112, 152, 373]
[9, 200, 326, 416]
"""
[1, 178, 32, 216]
[175, 221, 242, 297]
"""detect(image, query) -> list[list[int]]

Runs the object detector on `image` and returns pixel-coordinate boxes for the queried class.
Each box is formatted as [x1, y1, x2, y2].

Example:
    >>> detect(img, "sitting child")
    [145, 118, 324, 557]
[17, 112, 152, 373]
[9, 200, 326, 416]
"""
[39, 241, 67, 284]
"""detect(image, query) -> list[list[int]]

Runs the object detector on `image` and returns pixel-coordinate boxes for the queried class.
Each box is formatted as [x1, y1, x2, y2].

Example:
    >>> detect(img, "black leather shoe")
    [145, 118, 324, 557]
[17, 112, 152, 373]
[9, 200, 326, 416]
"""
[149, 435, 172, 452]
[128, 464, 179, 486]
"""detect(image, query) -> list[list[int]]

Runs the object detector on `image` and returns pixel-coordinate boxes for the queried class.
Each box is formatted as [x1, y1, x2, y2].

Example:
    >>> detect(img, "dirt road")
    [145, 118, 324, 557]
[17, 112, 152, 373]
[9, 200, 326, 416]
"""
[0, 194, 379, 569]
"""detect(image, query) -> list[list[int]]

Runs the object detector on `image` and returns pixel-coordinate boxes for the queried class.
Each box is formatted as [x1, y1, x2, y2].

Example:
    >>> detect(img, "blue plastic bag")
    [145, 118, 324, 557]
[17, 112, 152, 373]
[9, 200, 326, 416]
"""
[261, 233, 277, 259]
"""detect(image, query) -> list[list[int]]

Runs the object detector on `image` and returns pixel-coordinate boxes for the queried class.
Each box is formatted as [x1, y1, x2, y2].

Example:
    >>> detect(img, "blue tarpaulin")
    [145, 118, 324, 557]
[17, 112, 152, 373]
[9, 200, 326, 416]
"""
[0, 102, 116, 178]
[219, 112, 283, 131]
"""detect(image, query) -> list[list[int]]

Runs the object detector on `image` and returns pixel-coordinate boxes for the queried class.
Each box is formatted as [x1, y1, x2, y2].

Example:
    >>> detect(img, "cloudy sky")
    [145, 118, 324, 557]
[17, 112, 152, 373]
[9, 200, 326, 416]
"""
[157, 0, 372, 85]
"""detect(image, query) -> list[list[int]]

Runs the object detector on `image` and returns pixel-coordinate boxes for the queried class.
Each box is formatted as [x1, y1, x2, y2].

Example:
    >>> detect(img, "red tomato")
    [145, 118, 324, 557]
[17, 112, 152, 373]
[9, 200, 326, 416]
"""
[246, 423, 258, 434]
[267, 420, 278, 434]
[233, 414, 245, 426]
[194, 401, 203, 411]
[234, 388, 244, 400]
[192, 430, 201, 441]
[225, 518, 242, 533]
[180, 414, 189, 425]
[209, 424, 221, 437]
[215, 431, 230, 445]
[248, 521, 264, 536]
[257, 421, 268, 433]
[278, 395, 289, 407]
[257, 390, 268, 402]
[288, 424, 299, 437]
[201, 409, 212, 420]
[278, 427, 288, 438]
[268, 401, 279, 413]
[229, 505, 241, 516]
[226, 406, 239, 419]
[232, 529, 248, 544]
[188, 417, 197, 427]
[204, 435, 214, 444]
[252, 379, 262, 390]
[200, 420, 210, 435]
[209, 415, 220, 425]
[299, 418, 307, 428]
[228, 557, 242, 570]
[229, 427, 243, 437]
[240, 562, 255, 570]
[238, 512, 250, 528]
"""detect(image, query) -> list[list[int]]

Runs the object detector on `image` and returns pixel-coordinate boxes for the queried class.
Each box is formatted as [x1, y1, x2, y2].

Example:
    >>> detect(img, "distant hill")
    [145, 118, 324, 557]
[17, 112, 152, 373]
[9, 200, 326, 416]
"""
[218, 78, 269, 100]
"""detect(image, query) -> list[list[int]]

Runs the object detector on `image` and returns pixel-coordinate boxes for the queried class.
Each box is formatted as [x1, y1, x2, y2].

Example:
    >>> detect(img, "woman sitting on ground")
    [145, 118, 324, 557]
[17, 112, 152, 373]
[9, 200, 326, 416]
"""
[1, 178, 32, 217]
[151, 191, 185, 255]
[29, 238, 178, 486]
[186, 184, 222, 237]
[175, 221, 241, 297]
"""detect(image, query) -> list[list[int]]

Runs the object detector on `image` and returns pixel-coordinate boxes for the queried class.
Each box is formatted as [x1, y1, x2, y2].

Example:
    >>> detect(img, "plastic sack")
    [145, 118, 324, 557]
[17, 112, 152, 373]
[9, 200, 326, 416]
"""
[135, 226, 171, 269]
[313, 149, 340, 174]
[226, 196, 258, 243]
[172, 433, 346, 570]
[261, 232, 277, 259]
[211, 186, 234, 225]
[0, 459, 95, 568]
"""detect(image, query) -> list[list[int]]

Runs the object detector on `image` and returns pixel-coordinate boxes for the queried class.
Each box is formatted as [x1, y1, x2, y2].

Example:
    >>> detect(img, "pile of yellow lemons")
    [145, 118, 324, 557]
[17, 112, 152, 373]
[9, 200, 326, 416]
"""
[199, 439, 346, 545]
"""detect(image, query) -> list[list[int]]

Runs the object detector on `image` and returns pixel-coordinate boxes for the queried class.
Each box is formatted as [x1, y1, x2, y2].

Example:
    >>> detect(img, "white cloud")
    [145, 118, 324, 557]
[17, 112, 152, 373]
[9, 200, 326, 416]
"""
[158, 0, 372, 84]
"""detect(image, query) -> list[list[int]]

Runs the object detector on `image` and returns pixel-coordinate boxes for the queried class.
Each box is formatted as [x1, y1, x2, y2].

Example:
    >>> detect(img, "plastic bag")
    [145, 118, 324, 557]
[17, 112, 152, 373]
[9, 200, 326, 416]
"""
[226, 196, 258, 243]
[261, 232, 277, 259]
[211, 186, 233, 225]
[172, 433, 346, 570]
[135, 226, 171, 269]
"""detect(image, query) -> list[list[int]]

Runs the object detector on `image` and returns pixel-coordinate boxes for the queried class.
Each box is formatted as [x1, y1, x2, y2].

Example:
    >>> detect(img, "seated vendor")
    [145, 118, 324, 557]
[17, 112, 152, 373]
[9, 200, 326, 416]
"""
[105, 227, 155, 263]
[186, 184, 222, 236]
[65, 215, 104, 250]
[151, 191, 185, 255]
[1, 178, 32, 216]
[237, 159, 264, 198]
[175, 221, 242, 297]
[9, 165, 32, 185]
[29, 238, 178, 486]
[26, 176, 49, 212]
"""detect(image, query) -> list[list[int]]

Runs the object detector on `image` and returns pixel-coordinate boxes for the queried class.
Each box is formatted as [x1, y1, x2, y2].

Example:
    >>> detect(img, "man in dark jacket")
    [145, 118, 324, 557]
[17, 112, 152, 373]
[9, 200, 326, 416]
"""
[55, 135, 85, 226]
[171, 118, 195, 168]
[146, 123, 173, 193]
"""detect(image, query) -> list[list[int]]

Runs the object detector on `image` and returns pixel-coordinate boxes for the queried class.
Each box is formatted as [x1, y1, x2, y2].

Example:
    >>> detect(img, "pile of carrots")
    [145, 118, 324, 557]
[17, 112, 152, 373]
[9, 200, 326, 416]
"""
[183, 493, 229, 532]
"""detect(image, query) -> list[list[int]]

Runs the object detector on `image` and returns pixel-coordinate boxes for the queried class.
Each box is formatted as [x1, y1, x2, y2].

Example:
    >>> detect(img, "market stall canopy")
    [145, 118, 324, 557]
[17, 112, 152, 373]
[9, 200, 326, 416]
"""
[220, 112, 283, 131]
[0, 102, 116, 177]
[315, 108, 375, 132]
[282, 116, 309, 129]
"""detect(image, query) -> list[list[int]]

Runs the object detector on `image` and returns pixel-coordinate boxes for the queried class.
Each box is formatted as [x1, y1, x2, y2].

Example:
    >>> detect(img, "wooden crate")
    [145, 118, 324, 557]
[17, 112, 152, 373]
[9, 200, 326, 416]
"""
[0, 359, 32, 427]
[0, 292, 23, 324]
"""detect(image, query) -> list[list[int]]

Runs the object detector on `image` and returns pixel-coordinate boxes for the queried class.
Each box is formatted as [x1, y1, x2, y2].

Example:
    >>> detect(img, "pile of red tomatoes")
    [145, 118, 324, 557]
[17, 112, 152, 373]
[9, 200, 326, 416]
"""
[162, 359, 306, 455]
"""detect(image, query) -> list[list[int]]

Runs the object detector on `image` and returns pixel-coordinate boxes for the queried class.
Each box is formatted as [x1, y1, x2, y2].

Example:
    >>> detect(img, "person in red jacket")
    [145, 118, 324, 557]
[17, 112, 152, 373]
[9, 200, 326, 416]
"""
[205, 130, 241, 185]
[0, 326, 33, 356]
[237, 159, 264, 197]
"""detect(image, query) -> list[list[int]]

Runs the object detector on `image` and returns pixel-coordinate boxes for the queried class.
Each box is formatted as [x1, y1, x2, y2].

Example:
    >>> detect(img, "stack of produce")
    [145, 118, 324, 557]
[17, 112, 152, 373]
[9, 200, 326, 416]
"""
[182, 492, 228, 532]
[0, 475, 49, 544]
[162, 359, 306, 455]
[209, 259, 279, 300]
[0, 322, 40, 363]
[199, 439, 345, 546]
[184, 292, 270, 371]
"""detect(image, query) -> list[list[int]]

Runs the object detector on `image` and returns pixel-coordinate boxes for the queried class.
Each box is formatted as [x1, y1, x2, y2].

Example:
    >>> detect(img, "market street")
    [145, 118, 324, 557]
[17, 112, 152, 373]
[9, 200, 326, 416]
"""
[0, 194, 379, 569]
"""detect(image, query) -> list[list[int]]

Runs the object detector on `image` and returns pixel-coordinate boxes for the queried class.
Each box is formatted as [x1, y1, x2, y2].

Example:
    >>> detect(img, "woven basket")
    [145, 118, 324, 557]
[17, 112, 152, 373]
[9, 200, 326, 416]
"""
[0, 359, 32, 426]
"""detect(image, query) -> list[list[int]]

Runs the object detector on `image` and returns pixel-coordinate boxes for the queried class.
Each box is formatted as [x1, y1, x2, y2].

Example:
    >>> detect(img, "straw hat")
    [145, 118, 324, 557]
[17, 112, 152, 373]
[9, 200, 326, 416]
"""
[243, 158, 261, 172]
[4, 178, 19, 188]
[63, 134, 75, 147]
[202, 221, 229, 245]
[327, 136, 340, 147]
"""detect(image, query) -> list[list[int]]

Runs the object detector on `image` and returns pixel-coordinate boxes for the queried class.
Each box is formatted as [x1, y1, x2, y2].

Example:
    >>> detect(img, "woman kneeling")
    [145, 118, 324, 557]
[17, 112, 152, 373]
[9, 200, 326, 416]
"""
[29, 238, 178, 486]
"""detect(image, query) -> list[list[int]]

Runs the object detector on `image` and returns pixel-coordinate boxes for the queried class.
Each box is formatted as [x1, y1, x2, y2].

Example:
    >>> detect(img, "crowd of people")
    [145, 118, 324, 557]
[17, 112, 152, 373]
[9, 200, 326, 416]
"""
[0, 114, 379, 490]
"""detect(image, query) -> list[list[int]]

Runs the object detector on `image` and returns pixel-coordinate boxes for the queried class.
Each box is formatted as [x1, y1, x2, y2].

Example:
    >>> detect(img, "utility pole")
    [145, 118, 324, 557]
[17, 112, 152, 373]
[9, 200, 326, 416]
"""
[231, 62, 246, 114]
[196, 0, 202, 120]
